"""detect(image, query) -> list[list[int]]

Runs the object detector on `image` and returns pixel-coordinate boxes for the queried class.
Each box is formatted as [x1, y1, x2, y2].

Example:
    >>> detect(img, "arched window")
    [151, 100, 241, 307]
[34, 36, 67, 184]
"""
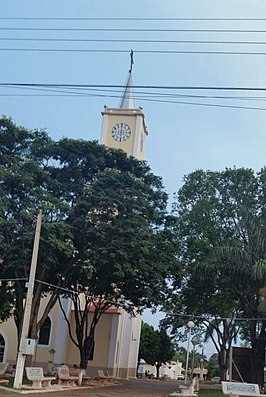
[0, 334, 5, 362]
[38, 316, 51, 346]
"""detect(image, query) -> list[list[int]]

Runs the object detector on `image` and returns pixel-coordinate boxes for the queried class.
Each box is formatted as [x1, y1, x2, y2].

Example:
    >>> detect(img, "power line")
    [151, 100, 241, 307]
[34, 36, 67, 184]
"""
[2, 84, 266, 111]
[1, 37, 266, 45]
[2, 83, 266, 91]
[1, 17, 266, 21]
[5, 83, 266, 100]
[1, 27, 266, 33]
[1, 48, 266, 55]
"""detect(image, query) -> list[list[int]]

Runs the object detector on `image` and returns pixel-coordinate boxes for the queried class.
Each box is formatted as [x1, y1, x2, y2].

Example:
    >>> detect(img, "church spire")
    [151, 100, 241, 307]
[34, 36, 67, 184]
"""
[119, 50, 135, 109]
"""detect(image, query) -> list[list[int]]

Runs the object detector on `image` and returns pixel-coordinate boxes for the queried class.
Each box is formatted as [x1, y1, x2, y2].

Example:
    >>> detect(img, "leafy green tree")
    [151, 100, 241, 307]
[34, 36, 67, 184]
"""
[207, 353, 220, 379]
[206, 207, 266, 384]
[0, 117, 178, 369]
[154, 327, 175, 377]
[0, 282, 14, 322]
[163, 168, 266, 383]
[0, 117, 74, 345]
[138, 322, 160, 371]
[138, 322, 175, 378]
[58, 165, 177, 369]
[173, 345, 187, 366]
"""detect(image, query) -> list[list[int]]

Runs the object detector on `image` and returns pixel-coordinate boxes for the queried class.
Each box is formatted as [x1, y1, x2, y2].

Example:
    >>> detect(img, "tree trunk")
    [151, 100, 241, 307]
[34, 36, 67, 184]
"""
[155, 363, 161, 378]
[79, 347, 88, 370]
[218, 348, 229, 381]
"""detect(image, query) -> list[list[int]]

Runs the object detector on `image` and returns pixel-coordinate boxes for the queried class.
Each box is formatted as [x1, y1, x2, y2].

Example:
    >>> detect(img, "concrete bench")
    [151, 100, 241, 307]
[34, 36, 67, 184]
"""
[25, 367, 56, 389]
[0, 363, 9, 376]
[222, 381, 264, 397]
[97, 369, 109, 378]
[170, 377, 199, 396]
[57, 366, 79, 386]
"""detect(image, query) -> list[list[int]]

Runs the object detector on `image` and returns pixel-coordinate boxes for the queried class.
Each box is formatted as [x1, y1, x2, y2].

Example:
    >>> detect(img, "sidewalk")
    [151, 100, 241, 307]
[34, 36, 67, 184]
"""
[0, 379, 179, 397]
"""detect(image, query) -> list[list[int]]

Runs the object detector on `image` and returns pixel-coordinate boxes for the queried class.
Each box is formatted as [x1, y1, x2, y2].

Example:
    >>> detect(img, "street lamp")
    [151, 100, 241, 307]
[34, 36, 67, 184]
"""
[191, 336, 200, 376]
[200, 358, 204, 381]
[185, 321, 195, 384]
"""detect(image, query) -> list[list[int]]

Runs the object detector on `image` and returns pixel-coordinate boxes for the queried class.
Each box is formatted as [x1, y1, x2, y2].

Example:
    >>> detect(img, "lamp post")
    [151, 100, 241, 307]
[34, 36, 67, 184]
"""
[200, 358, 204, 381]
[191, 336, 200, 376]
[185, 321, 195, 384]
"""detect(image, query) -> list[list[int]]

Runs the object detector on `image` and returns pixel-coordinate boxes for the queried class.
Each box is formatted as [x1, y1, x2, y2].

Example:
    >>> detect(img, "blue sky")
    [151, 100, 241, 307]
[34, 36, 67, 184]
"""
[1, 1, 266, 354]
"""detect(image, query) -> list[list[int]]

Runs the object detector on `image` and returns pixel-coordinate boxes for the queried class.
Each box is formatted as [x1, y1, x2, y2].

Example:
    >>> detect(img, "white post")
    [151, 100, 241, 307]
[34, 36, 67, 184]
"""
[228, 345, 233, 381]
[13, 210, 42, 389]
[200, 359, 204, 381]
[185, 321, 195, 384]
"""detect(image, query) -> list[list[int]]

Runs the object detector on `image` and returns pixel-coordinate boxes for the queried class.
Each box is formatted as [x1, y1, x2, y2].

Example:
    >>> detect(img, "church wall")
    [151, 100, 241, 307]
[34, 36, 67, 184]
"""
[128, 315, 141, 372]
[0, 295, 63, 366]
[35, 298, 66, 365]
[0, 296, 139, 379]
[64, 310, 115, 372]
[116, 312, 141, 378]
[0, 317, 18, 364]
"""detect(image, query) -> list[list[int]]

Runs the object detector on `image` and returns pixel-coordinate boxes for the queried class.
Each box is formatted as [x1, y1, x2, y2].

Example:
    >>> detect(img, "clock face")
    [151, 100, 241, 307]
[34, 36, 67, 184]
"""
[111, 123, 131, 142]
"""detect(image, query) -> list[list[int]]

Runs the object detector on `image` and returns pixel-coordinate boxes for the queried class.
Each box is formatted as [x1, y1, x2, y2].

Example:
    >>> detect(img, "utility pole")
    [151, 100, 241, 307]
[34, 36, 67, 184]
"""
[13, 210, 42, 389]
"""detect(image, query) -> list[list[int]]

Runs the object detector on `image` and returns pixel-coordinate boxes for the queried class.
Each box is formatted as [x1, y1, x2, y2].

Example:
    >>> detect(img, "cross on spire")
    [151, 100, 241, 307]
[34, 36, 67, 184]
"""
[129, 50, 134, 73]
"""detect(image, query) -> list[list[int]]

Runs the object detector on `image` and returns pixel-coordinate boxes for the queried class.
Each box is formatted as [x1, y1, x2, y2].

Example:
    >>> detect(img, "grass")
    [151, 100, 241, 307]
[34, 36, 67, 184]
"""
[0, 379, 14, 388]
[198, 390, 223, 397]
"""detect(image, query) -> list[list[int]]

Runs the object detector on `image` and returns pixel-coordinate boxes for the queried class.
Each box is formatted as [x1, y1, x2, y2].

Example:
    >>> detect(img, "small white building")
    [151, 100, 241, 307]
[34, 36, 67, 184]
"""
[138, 360, 184, 379]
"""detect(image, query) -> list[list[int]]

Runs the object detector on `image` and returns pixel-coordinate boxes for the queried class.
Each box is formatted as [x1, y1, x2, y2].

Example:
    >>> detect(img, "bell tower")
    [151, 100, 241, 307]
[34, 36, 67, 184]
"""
[100, 52, 148, 160]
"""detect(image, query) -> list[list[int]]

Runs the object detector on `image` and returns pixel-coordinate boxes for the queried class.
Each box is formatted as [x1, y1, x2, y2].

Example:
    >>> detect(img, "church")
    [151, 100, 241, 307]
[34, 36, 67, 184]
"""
[0, 59, 149, 379]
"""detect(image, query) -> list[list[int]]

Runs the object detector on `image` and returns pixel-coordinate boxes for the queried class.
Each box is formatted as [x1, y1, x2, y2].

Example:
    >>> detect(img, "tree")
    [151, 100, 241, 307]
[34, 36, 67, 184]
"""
[173, 345, 187, 366]
[163, 168, 266, 383]
[138, 322, 160, 372]
[0, 283, 14, 322]
[58, 166, 177, 369]
[206, 207, 266, 384]
[0, 117, 178, 369]
[154, 328, 175, 378]
[207, 353, 220, 379]
[0, 117, 74, 346]
[138, 322, 175, 378]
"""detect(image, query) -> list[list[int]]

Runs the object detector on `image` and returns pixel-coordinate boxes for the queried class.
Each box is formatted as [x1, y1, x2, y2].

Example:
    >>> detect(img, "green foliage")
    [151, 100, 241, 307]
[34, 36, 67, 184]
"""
[138, 322, 175, 378]
[173, 345, 187, 366]
[139, 322, 160, 365]
[163, 167, 266, 383]
[207, 353, 220, 378]
[0, 117, 178, 368]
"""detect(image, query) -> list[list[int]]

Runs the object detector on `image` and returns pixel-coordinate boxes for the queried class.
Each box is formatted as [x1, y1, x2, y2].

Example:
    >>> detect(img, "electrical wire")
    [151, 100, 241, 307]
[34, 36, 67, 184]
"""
[167, 313, 266, 322]
[1, 17, 266, 21]
[1, 83, 266, 91]
[2, 276, 263, 321]
[3, 48, 266, 57]
[1, 27, 266, 33]
[1, 48, 266, 55]
[7, 84, 266, 101]
[2, 86, 266, 110]
[2, 84, 266, 110]
[1, 38, 266, 45]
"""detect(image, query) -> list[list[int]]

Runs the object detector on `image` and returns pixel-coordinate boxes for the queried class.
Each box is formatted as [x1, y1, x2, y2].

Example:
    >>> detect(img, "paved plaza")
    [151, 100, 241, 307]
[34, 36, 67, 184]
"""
[0, 379, 179, 397]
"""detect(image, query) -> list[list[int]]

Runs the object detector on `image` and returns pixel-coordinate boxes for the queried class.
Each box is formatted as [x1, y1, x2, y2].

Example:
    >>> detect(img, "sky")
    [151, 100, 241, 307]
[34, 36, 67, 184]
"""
[1, 0, 266, 357]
